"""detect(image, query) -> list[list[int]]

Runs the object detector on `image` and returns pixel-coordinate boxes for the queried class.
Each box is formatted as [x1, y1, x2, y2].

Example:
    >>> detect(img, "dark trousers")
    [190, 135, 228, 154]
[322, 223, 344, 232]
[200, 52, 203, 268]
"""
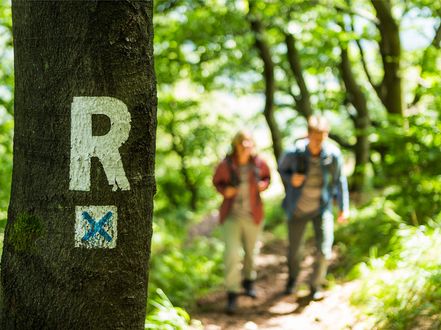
[287, 211, 334, 288]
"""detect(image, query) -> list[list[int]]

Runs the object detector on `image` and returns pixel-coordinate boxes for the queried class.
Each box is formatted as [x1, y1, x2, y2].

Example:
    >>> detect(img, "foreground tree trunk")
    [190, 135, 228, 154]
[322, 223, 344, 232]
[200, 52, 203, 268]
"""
[1, 1, 156, 329]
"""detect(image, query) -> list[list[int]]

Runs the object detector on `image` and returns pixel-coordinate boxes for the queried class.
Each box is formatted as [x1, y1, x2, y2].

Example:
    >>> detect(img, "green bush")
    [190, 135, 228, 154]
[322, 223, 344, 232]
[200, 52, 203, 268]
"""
[145, 289, 192, 330]
[333, 197, 402, 277]
[148, 218, 224, 310]
[376, 114, 441, 225]
[350, 223, 441, 330]
[263, 195, 287, 240]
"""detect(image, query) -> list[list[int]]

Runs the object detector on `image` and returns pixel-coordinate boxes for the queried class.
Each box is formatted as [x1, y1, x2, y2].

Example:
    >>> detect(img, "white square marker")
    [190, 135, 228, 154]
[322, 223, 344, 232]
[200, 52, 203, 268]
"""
[75, 205, 118, 249]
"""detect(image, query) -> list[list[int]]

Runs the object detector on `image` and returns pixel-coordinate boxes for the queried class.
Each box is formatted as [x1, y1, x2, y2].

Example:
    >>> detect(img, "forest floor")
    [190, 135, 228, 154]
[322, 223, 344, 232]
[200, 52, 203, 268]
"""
[188, 222, 368, 330]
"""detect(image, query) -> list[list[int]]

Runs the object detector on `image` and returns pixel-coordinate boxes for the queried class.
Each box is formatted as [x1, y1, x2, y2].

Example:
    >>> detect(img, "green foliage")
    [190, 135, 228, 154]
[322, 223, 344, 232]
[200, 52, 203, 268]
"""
[263, 195, 287, 239]
[9, 213, 44, 253]
[155, 94, 230, 214]
[351, 224, 441, 330]
[148, 217, 224, 310]
[334, 197, 402, 277]
[145, 288, 192, 330]
[376, 114, 441, 224]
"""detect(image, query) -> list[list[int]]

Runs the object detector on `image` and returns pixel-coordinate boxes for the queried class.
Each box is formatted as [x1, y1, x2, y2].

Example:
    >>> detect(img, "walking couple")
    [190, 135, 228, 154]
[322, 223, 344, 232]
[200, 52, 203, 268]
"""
[213, 115, 350, 314]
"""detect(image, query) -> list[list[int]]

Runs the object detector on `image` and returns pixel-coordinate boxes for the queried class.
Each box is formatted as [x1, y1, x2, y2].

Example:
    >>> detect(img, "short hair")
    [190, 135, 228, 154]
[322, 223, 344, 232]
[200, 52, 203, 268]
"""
[308, 115, 330, 133]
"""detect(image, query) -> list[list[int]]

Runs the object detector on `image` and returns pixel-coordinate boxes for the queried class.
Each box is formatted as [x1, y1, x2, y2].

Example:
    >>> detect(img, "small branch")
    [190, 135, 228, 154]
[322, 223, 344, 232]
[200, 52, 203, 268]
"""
[329, 133, 354, 151]
[331, 2, 379, 25]
[348, 17, 382, 100]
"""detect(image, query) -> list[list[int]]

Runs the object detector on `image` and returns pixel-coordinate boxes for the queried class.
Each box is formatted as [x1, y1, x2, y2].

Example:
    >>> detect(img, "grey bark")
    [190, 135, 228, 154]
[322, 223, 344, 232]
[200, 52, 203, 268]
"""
[1, 1, 156, 329]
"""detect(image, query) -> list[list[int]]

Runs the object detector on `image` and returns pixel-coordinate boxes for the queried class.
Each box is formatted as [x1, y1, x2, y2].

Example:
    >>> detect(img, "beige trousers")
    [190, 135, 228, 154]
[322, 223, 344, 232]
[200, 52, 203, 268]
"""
[223, 216, 263, 292]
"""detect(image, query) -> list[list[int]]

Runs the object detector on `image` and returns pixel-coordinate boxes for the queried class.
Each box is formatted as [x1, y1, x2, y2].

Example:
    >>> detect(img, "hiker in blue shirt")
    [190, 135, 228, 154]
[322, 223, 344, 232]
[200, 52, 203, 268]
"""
[278, 115, 350, 300]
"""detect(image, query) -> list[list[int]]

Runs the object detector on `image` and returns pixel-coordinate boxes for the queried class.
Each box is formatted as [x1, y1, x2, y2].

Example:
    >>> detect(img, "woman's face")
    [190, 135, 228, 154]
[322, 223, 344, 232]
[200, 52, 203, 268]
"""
[235, 137, 253, 161]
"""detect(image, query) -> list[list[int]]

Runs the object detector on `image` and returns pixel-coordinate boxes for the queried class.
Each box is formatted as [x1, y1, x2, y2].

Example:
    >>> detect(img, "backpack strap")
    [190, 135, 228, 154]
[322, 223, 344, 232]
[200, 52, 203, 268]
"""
[226, 155, 240, 187]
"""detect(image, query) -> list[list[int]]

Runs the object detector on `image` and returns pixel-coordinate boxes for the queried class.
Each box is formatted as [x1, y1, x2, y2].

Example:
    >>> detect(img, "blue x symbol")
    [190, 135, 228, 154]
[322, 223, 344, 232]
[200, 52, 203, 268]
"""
[82, 211, 113, 242]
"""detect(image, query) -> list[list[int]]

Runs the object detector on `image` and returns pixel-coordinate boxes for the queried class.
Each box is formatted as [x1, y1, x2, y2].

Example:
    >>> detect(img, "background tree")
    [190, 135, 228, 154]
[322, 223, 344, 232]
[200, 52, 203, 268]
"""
[0, 1, 156, 328]
[154, 0, 440, 194]
[0, 1, 440, 328]
[155, 95, 230, 212]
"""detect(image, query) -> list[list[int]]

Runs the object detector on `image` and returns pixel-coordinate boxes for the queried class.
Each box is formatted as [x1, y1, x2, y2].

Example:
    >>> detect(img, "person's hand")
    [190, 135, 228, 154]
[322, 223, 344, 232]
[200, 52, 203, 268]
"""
[224, 186, 238, 199]
[258, 181, 267, 192]
[337, 210, 350, 224]
[291, 174, 306, 187]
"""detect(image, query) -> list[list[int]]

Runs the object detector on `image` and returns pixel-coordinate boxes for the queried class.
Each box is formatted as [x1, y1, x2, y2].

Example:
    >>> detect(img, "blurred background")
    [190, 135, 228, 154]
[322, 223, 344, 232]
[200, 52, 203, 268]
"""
[1, 1, 440, 329]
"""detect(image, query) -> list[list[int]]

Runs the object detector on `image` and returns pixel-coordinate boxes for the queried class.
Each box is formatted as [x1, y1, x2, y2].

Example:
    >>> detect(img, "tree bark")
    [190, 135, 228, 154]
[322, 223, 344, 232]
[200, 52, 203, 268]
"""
[285, 33, 313, 119]
[248, 5, 282, 161]
[340, 46, 370, 192]
[371, 0, 403, 115]
[1, 1, 156, 329]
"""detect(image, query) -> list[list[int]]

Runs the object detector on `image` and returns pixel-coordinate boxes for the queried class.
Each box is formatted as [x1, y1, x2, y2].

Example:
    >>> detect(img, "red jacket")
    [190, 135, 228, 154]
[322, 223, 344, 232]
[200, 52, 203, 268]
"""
[213, 155, 271, 224]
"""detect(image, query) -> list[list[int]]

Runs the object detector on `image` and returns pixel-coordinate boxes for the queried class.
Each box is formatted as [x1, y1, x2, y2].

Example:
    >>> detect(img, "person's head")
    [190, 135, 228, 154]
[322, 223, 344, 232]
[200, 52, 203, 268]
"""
[307, 115, 330, 156]
[231, 130, 255, 163]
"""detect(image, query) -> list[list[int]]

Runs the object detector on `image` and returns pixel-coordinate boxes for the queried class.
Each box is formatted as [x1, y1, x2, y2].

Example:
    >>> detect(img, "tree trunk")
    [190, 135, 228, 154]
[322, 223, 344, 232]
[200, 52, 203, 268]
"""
[1, 1, 156, 329]
[371, 0, 403, 116]
[248, 3, 282, 161]
[171, 134, 198, 211]
[340, 46, 370, 193]
[285, 33, 313, 119]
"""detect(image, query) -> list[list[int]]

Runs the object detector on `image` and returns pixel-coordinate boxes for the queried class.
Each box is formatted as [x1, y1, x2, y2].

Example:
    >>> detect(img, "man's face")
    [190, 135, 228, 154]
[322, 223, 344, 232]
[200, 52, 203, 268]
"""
[308, 128, 328, 156]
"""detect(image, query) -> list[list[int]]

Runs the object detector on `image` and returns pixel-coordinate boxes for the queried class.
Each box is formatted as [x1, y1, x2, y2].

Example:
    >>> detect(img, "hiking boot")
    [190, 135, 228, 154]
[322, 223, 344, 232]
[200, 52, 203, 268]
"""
[310, 285, 325, 301]
[225, 292, 238, 315]
[242, 279, 257, 298]
[284, 277, 296, 295]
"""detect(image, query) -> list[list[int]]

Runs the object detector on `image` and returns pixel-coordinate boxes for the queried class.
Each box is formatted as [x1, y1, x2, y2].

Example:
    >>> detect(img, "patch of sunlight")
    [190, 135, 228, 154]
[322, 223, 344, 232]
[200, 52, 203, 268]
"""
[244, 321, 258, 330]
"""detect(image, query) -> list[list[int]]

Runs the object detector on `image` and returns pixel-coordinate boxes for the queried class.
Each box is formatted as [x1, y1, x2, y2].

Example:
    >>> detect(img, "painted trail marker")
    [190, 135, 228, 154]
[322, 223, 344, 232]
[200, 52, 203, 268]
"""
[70, 96, 131, 192]
[75, 206, 117, 249]
[70, 96, 132, 248]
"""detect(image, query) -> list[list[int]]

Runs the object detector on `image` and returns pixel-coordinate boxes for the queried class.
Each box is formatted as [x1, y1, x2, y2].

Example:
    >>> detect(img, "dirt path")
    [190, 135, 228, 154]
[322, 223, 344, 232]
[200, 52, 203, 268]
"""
[189, 235, 365, 330]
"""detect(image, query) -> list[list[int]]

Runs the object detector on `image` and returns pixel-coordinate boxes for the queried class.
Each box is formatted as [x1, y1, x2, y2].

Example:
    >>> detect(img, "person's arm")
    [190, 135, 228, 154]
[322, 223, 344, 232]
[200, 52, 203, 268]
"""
[334, 152, 350, 223]
[213, 160, 237, 199]
[257, 157, 271, 192]
[278, 151, 296, 188]
[279, 150, 306, 188]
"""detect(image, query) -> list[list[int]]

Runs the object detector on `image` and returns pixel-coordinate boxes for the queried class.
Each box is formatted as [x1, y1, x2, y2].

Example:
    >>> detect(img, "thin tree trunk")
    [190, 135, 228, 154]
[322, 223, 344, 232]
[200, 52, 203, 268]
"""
[248, 4, 282, 161]
[340, 46, 370, 193]
[285, 33, 313, 119]
[371, 0, 403, 116]
[1, 1, 156, 329]
[170, 133, 198, 211]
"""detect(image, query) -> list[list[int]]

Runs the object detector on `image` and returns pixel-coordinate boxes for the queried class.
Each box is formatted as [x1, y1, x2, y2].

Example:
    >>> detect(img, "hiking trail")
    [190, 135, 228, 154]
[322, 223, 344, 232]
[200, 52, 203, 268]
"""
[188, 216, 365, 330]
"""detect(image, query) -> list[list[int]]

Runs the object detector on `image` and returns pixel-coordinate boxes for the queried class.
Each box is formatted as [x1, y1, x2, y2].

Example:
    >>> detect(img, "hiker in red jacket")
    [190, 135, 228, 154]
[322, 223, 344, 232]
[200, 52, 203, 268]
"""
[213, 130, 271, 314]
